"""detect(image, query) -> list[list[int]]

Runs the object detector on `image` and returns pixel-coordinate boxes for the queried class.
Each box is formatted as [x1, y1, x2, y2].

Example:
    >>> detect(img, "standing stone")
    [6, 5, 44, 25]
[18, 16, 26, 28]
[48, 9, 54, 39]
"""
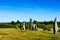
[35, 25, 38, 31]
[29, 18, 33, 30]
[16, 25, 19, 29]
[53, 17, 58, 34]
[23, 22, 25, 30]
[33, 24, 38, 30]
[20, 22, 25, 30]
[33, 24, 36, 30]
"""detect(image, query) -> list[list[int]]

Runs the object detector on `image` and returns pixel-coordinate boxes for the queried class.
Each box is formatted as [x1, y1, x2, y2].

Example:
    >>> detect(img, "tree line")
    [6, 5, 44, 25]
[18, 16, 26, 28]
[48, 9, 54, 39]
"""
[0, 20, 60, 31]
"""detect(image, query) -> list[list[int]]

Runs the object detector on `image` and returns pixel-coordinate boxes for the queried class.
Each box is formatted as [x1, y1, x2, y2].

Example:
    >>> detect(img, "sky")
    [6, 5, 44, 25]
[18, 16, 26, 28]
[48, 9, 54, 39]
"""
[0, 0, 60, 22]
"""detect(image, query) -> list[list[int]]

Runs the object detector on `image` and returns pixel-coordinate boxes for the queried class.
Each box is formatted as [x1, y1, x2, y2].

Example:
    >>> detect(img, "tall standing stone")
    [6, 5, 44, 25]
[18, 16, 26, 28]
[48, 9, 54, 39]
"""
[53, 17, 58, 34]
[29, 18, 33, 30]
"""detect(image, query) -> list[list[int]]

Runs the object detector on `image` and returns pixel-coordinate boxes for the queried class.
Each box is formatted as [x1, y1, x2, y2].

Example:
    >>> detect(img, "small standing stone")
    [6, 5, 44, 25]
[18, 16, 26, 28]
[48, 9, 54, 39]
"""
[16, 25, 19, 29]
[20, 22, 25, 30]
[33, 24, 38, 30]
[33, 24, 36, 30]
[23, 22, 25, 30]
[35, 25, 38, 31]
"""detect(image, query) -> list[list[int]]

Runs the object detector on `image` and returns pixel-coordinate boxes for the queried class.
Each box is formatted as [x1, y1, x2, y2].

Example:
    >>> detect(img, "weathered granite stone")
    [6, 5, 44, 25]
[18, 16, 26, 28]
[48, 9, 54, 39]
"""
[29, 18, 33, 30]
[16, 25, 19, 29]
[20, 22, 25, 30]
[33, 24, 38, 30]
[23, 22, 25, 30]
[53, 17, 58, 34]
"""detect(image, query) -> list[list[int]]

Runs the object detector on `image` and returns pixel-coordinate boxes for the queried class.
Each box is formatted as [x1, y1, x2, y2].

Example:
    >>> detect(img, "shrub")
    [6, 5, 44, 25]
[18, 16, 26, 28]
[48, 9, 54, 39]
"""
[37, 24, 45, 29]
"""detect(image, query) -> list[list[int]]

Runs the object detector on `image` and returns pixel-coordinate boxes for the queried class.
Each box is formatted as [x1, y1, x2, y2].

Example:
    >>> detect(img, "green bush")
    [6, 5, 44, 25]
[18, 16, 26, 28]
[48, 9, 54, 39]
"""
[46, 24, 53, 29]
[0, 24, 18, 28]
[37, 24, 45, 28]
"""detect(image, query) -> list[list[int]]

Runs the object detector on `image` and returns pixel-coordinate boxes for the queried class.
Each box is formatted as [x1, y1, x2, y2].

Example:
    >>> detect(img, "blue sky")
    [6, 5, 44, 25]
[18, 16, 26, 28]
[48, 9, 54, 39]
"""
[0, 0, 60, 22]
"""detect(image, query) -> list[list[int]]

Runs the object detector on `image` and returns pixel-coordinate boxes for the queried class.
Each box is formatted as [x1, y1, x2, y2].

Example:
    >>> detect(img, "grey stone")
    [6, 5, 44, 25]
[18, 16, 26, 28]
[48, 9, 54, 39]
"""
[16, 25, 19, 29]
[29, 18, 33, 30]
[23, 22, 25, 30]
[33, 24, 36, 30]
[33, 24, 38, 30]
[20, 22, 25, 30]
[53, 17, 58, 34]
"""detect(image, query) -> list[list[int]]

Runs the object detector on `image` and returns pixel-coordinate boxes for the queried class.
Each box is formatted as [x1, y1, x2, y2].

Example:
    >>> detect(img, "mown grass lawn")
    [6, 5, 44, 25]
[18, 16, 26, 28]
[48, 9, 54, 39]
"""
[0, 28, 60, 40]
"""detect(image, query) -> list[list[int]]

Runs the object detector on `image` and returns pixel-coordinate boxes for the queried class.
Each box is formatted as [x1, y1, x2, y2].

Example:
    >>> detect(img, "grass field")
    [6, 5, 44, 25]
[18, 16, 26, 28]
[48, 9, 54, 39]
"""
[0, 28, 60, 40]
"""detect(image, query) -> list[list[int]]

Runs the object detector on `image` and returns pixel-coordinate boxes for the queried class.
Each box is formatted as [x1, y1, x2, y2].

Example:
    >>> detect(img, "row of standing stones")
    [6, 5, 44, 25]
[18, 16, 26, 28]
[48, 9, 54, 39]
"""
[16, 18, 58, 34]
[20, 18, 38, 31]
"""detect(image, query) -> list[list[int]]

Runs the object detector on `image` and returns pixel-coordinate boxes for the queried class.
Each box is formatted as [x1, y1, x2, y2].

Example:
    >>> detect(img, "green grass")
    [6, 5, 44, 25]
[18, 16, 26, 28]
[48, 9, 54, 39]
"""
[0, 28, 60, 40]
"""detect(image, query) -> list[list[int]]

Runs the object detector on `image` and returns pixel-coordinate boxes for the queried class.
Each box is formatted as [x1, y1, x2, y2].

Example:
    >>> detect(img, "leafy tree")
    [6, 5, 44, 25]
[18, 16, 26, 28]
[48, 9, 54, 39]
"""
[10, 21, 15, 25]
[33, 20, 38, 24]
[16, 20, 20, 24]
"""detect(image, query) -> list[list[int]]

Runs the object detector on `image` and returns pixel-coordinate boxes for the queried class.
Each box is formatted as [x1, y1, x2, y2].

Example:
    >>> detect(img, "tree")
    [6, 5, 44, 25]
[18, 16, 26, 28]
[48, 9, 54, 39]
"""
[48, 21, 53, 24]
[33, 20, 38, 24]
[10, 21, 15, 25]
[16, 20, 20, 24]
